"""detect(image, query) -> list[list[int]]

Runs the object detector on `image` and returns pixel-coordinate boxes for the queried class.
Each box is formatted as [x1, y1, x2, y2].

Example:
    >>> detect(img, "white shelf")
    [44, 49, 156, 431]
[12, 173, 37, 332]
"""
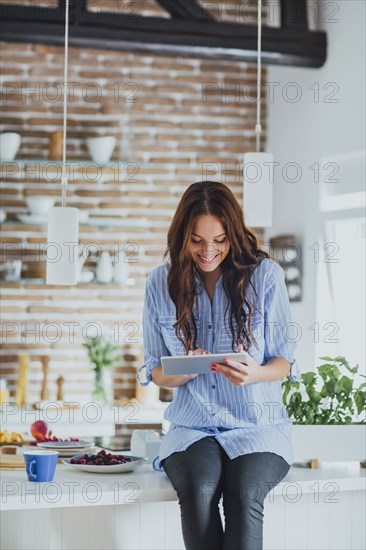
[0, 402, 169, 438]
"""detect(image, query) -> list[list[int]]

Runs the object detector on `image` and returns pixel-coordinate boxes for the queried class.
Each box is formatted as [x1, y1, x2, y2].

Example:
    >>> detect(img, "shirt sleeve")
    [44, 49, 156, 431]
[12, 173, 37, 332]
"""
[263, 262, 301, 382]
[136, 277, 170, 387]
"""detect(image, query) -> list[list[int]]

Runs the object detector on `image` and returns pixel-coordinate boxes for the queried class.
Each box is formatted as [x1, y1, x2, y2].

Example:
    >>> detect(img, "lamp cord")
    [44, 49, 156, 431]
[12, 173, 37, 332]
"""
[255, 0, 262, 153]
[61, 0, 69, 207]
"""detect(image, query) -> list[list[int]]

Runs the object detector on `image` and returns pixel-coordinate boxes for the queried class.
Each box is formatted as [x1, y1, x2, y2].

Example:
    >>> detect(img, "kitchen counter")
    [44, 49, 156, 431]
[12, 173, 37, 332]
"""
[1, 461, 365, 549]
[1, 461, 365, 512]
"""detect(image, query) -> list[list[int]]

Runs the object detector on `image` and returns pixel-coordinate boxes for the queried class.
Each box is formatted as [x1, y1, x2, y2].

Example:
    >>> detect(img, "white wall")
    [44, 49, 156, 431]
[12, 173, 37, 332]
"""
[265, 0, 366, 372]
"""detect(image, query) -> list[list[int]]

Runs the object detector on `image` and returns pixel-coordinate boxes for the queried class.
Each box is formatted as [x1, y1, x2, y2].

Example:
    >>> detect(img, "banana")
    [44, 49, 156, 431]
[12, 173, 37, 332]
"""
[0, 430, 25, 443]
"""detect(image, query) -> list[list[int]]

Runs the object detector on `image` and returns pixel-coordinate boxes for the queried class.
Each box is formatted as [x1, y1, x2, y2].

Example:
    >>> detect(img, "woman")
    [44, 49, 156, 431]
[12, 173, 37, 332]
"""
[137, 181, 300, 550]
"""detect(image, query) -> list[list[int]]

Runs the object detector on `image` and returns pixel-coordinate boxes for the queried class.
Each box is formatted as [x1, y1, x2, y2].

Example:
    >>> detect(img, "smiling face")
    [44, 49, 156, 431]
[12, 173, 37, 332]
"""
[188, 214, 230, 274]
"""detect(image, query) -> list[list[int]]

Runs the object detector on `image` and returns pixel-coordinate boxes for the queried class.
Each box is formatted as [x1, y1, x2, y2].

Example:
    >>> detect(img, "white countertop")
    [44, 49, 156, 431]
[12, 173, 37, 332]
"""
[1, 461, 365, 512]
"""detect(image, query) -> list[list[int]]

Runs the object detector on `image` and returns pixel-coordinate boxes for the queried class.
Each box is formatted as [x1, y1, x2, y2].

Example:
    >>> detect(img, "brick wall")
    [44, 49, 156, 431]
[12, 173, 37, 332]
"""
[0, 0, 266, 445]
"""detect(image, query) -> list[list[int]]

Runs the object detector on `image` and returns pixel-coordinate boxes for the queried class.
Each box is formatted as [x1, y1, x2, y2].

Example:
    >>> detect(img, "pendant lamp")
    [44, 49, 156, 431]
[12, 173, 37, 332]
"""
[243, 0, 273, 228]
[46, 0, 79, 285]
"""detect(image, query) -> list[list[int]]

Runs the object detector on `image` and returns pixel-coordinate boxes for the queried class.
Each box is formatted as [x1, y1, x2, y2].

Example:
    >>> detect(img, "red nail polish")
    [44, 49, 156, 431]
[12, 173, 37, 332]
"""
[211, 366, 216, 371]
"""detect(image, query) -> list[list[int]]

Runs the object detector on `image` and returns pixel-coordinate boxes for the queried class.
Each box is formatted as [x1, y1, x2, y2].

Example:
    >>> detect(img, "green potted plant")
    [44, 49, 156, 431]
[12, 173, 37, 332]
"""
[282, 356, 366, 463]
[83, 335, 120, 404]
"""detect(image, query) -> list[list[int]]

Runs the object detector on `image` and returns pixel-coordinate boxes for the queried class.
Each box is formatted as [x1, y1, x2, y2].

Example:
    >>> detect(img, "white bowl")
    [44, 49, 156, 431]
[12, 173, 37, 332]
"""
[0, 132, 21, 161]
[86, 136, 116, 164]
[26, 197, 55, 215]
[78, 270, 95, 284]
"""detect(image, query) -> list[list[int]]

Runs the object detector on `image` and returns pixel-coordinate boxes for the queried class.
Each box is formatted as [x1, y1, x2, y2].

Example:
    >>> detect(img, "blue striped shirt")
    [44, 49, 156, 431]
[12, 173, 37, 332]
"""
[137, 258, 301, 468]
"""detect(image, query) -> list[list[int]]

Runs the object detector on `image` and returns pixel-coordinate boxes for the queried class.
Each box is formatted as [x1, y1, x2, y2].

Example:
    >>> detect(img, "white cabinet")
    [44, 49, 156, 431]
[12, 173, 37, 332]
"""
[1, 464, 365, 550]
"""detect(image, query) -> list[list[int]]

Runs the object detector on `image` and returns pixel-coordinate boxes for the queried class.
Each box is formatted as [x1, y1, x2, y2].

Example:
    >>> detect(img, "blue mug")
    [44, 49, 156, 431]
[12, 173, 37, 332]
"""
[23, 451, 59, 482]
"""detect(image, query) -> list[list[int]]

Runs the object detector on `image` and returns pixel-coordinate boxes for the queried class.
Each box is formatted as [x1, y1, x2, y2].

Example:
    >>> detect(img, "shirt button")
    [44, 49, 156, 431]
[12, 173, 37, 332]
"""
[212, 385, 216, 389]
[208, 324, 212, 329]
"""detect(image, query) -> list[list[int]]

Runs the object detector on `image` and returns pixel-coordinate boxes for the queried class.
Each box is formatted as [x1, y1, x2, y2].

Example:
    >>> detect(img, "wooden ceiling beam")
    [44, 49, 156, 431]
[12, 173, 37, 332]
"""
[280, 0, 309, 29]
[155, 0, 214, 21]
[0, 2, 327, 68]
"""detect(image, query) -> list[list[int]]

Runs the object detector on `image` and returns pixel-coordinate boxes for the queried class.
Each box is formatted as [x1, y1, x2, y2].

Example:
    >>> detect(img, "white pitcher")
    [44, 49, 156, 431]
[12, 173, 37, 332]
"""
[113, 258, 130, 285]
[96, 251, 114, 283]
[130, 430, 161, 463]
[0, 132, 21, 161]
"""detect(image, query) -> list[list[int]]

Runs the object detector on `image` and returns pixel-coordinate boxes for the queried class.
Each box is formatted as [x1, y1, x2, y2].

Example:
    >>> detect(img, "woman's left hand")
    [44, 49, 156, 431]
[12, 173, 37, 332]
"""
[211, 343, 263, 386]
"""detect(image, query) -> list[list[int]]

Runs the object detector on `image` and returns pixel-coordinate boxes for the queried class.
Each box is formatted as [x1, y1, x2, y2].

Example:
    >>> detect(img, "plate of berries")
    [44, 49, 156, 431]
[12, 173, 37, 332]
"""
[62, 449, 148, 473]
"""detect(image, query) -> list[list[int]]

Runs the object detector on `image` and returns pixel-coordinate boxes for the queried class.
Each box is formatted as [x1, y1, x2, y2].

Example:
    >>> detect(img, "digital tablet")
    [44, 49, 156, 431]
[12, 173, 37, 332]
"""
[161, 352, 248, 376]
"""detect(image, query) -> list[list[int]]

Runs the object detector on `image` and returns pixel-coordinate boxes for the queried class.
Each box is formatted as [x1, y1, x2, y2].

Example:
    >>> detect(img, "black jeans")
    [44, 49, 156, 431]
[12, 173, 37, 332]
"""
[161, 436, 290, 550]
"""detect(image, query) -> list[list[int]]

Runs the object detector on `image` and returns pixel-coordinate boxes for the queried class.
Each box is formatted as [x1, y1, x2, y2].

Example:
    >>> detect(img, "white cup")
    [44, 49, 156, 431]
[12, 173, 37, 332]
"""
[86, 136, 116, 164]
[2, 260, 22, 281]
[0, 132, 21, 161]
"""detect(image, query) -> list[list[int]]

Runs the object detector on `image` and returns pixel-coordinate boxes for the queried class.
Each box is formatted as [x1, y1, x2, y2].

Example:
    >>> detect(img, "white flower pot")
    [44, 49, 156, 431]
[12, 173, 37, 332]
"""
[86, 136, 116, 164]
[0, 132, 21, 161]
[292, 424, 366, 462]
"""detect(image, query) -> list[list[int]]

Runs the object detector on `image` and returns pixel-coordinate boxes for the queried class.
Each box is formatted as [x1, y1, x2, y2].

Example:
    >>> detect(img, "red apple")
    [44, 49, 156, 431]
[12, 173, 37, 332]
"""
[30, 420, 48, 441]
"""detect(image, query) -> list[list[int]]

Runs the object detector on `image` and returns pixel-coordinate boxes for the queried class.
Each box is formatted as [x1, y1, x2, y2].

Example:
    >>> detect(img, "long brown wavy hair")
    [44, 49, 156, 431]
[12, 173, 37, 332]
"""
[163, 181, 270, 354]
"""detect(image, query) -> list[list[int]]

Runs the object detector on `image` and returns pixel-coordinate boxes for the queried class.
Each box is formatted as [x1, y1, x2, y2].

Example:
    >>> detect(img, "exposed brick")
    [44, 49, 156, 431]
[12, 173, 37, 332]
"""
[0, 306, 26, 313]
[0, 199, 26, 207]
[23, 188, 61, 196]
[0, 22, 266, 403]
[1, 223, 44, 233]
[0, 282, 22, 288]
[2, 294, 45, 301]
[0, 43, 32, 52]
[33, 44, 64, 54]
[0, 187, 20, 195]
[0, 237, 23, 243]
[27, 117, 75, 126]
[0, 117, 23, 125]
[75, 189, 123, 198]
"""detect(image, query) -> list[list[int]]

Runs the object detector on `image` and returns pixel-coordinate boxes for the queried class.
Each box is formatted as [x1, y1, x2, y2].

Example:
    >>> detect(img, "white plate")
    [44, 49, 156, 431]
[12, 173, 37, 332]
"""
[16, 214, 48, 225]
[62, 454, 148, 473]
[52, 448, 97, 458]
[22, 445, 96, 458]
[37, 440, 93, 450]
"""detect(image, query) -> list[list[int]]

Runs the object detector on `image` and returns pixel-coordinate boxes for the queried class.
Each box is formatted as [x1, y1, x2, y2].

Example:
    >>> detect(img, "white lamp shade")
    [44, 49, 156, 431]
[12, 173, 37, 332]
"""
[46, 207, 79, 285]
[243, 152, 274, 228]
